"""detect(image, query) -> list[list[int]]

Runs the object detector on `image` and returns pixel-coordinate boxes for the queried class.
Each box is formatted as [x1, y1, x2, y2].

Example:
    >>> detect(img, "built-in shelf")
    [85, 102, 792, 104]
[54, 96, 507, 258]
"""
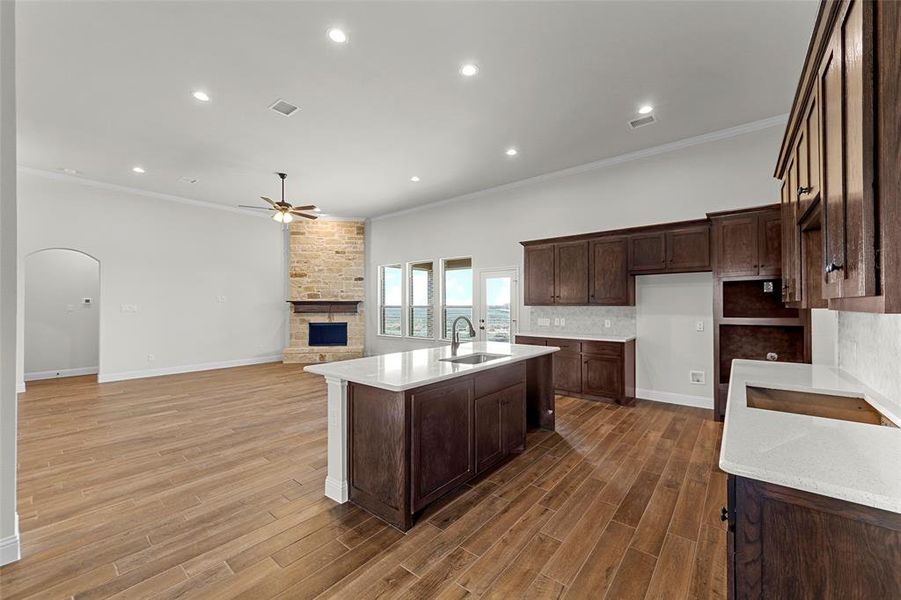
[288, 300, 361, 314]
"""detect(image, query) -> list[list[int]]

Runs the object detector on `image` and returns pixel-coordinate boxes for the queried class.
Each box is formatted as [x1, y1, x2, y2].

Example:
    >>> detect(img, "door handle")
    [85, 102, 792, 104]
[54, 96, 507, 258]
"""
[825, 261, 843, 274]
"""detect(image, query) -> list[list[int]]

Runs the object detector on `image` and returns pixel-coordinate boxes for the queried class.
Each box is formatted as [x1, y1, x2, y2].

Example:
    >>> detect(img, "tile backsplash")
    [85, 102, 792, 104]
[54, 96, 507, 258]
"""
[527, 306, 637, 338]
[838, 311, 901, 401]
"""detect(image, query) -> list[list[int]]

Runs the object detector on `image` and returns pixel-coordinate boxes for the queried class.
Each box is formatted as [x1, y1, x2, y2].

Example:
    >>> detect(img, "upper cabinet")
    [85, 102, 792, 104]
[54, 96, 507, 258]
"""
[555, 241, 589, 304]
[521, 220, 710, 306]
[775, 0, 899, 312]
[589, 237, 633, 305]
[710, 209, 781, 278]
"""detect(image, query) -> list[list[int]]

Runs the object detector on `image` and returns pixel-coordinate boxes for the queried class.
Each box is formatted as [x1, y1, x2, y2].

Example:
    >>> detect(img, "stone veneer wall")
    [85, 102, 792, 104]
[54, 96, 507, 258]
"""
[283, 219, 366, 364]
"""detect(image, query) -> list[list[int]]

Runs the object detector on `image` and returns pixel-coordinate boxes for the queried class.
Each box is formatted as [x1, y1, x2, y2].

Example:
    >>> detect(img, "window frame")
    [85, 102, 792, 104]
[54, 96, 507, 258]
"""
[439, 256, 475, 341]
[377, 263, 404, 337]
[406, 259, 436, 340]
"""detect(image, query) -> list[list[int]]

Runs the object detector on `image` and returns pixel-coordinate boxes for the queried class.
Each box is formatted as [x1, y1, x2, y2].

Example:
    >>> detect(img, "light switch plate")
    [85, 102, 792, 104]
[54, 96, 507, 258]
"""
[604, 319, 612, 328]
[553, 318, 560, 326]
[560, 318, 565, 326]
[696, 321, 704, 332]
[537, 318, 550, 327]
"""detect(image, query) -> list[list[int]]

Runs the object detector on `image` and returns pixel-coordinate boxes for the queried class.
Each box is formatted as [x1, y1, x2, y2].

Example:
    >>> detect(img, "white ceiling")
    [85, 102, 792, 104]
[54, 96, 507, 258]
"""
[16, 1, 818, 218]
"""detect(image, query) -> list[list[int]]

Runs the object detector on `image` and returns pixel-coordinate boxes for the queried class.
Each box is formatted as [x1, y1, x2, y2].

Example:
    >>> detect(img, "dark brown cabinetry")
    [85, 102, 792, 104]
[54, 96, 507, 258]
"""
[524, 243, 556, 305]
[347, 361, 540, 531]
[711, 206, 810, 421]
[628, 232, 666, 273]
[775, 0, 900, 312]
[589, 237, 633, 305]
[410, 379, 474, 512]
[555, 241, 589, 304]
[516, 335, 635, 405]
[727, 475, 901, 599]
[710, 208, 782, 279]
[666, 226, 711, 273]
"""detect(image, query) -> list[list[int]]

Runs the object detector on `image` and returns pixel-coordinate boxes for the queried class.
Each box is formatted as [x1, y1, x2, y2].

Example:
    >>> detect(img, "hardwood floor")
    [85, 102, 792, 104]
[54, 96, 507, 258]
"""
[0, 363, 727, 599]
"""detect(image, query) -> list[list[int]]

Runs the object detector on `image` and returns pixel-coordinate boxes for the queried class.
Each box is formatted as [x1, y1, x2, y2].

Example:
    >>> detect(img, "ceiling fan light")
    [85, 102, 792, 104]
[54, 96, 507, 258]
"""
[272, 212, 284, 223]
[282, 212, 294, 223]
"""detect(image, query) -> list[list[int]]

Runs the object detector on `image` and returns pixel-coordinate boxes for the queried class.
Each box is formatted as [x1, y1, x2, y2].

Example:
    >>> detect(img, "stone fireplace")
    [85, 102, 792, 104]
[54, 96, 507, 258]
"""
[283, 219, 365, 364]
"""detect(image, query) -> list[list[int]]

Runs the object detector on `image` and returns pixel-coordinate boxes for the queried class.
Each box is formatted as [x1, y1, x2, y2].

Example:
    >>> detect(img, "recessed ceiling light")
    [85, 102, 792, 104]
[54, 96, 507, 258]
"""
[132, 166, 145, 174]
[192, 90, 210, 102]
[505, 148, 518, 157]
[328, 28, 348, 44]
[459, 63, 479, 77]
[60, 167, 80, 175]
[410, 176, 420, 182]
[638, 104, 654, 114]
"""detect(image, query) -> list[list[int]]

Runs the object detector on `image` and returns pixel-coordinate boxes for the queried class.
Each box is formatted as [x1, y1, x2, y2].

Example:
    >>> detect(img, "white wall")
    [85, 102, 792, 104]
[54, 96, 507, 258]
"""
[16, 171, 288, 384]
[366, 123, 787, 406]
[24, 249, 100, 378]
[0, 0, 20, 566]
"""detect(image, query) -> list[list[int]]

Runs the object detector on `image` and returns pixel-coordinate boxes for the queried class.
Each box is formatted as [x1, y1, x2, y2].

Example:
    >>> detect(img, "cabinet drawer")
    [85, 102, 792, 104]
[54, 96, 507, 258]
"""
[473, 362, 526, 399]
[546, 338, 581, 353]
[515, 336, 547, 346]
[582, 341, 623, 357]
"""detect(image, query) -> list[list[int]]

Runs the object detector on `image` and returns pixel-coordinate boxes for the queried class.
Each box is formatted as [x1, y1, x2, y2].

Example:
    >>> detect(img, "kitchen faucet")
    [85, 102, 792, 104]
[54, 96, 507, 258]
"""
[450, 316, 476, 356]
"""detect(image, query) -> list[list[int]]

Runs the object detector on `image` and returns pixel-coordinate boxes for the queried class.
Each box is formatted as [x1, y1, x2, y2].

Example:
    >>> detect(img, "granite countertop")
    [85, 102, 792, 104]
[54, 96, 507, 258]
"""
[721, 359, 901, 514]
[516, 331, 636, 343]
[304, 341, 558, 392]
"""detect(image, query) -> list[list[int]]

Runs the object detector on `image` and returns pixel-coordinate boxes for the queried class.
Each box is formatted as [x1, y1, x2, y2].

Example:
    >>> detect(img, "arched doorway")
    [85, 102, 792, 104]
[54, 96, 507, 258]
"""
[24, 249, 100, 382]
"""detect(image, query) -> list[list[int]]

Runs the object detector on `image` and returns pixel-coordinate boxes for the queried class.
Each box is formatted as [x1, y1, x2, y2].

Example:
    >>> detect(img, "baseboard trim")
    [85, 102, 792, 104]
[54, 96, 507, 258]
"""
[0, 513, 20, 566]
[636, 388, 713, 409]
[25, 366, 99, 381]
[324, 477, 349, 504]
[16, 381, 25, 394]
[98, 355, 283, 384]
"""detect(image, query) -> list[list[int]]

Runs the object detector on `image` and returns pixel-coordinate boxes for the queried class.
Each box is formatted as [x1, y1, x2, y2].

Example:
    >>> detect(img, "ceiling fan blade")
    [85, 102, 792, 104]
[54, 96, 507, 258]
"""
[238, 205, 273, 211]
[290, 205, 317, 211]
[290, 211, 318, 219]
[260, 196, 278, 208]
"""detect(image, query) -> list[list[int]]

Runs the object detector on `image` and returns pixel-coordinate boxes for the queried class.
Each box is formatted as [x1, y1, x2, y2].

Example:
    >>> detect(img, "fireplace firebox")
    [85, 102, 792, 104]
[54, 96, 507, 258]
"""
[308, 322, 348, 347]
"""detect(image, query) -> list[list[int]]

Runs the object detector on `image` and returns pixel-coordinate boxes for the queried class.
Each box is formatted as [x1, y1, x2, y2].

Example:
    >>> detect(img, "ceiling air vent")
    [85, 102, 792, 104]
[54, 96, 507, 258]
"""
[268, 99, 300, 117]
[629, 114, 656, 129]
[178, 176, 199, 184]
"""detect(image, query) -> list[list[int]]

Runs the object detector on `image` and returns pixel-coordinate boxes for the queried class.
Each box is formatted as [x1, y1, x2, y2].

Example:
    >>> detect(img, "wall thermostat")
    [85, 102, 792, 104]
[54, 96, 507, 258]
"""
[82, 298, 93, 305]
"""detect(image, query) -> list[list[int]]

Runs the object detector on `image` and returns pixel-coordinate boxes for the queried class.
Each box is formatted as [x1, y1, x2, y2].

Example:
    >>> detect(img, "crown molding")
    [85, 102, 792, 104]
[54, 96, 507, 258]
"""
[17, 166, 273, 218]
[371, 113, 788, 222]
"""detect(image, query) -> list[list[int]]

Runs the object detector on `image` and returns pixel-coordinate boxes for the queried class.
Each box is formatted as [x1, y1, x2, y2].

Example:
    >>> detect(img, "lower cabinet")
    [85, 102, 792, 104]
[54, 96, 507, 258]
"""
[348, 362, 531, 531]
[727, 475, 901, 599]
[517, 336, 636, 404]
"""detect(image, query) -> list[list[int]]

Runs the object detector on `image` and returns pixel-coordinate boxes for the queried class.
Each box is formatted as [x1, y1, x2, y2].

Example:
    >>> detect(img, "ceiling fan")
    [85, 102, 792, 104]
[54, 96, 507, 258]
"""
[239, 172, 318, 223]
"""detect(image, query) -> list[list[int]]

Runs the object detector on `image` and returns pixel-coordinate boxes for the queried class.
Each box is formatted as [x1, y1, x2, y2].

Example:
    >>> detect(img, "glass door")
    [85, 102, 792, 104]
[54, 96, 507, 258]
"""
[478, 269, 518, 342]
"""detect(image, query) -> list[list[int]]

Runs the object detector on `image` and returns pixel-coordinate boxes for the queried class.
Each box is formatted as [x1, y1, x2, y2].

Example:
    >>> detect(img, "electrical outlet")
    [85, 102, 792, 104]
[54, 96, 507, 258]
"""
[553, 318, 560, 326]
[696, 321, 704, 332]
[120, 304, 138, 313]
[537, 318, 550, 327]
[147, 354, 156, 362]
[604, 319, 612, 328]
[217, 295, 227, 303]
[690, 370, 706, 385]
[560, 318, 565, 327]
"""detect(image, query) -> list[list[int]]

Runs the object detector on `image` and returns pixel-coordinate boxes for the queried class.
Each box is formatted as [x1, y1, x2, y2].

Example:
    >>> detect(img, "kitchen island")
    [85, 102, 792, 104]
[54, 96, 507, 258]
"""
[721, 360, 901, 598]
[304, 341, 558, 530]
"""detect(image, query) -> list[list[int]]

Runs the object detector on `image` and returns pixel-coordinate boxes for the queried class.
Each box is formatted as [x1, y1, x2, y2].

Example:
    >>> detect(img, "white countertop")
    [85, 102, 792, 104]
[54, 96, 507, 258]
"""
[721, 360, 901, 513]
[516, 331, 636, 343]
[304, 341, 559, 392]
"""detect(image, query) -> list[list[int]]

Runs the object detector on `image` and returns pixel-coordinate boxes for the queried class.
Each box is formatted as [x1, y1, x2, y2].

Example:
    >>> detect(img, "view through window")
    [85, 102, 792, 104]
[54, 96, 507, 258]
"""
[379, 264, 402, 336]
[408, 261, 433, 337]
[442, 258, 473, 339]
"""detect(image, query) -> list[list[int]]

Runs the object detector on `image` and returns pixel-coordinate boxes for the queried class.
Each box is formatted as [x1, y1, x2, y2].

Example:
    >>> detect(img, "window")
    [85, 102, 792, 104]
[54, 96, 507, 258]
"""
[408, 261, 434, 338]
[378, 264, 402, 336]
[442, 257, 473, 339]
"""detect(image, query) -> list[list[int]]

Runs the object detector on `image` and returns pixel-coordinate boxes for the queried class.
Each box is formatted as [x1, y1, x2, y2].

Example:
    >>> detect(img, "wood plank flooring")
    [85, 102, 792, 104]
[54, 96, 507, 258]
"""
[0, 363, 727, 599]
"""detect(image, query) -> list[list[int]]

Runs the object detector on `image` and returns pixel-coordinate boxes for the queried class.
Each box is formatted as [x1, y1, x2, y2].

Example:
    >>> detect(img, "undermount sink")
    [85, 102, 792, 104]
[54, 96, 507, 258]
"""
[746, 385, 897, 427]
[440, 353, 510, 365]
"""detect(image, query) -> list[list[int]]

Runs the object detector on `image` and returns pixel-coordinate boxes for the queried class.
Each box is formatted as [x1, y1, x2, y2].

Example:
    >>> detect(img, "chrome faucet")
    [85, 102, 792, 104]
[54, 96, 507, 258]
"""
[450, 316, 476, 356]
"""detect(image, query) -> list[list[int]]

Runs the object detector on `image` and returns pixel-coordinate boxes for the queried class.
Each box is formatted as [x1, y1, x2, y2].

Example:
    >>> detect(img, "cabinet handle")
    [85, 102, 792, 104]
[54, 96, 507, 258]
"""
[720, 507, 728, 522]
[797, 186, 812, 196]
[825, 261, 843, 274]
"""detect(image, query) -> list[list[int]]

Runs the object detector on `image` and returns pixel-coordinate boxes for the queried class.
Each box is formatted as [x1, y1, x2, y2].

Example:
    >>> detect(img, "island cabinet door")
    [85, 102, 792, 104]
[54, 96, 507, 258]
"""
[474, 392, 503, 474]
[410, 378, 475, 512]
[501, 384, 526, 455]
